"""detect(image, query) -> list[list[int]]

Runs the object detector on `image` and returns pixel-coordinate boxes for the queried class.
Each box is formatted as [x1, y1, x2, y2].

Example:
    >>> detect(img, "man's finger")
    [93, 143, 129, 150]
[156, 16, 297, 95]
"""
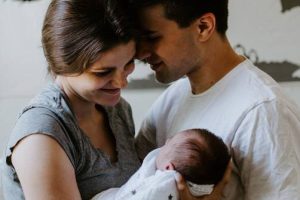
[175, 172, 186, 191]
[176, 172, 198, 200]
[221, 159, 232, 185]
[213, 159, 232, 196]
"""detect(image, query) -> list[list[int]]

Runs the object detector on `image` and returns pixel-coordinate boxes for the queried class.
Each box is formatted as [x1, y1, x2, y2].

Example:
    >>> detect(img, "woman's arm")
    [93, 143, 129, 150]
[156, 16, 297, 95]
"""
[11, 134, 81, 200]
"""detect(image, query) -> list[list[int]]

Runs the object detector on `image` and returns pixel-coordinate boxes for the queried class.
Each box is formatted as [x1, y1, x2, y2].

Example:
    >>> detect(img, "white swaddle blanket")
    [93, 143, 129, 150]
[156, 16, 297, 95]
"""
[91, 148, 214, 200]
[91, 149, 179, 200]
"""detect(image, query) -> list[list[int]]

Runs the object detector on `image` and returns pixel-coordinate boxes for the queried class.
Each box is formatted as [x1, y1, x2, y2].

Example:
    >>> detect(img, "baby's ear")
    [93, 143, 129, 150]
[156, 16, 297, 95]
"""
[165, 162, 175, 170]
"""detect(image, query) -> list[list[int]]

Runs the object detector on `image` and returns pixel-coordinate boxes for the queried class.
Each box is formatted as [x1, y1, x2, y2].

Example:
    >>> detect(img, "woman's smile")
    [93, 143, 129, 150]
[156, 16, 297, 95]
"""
[100, 88, 121, 96]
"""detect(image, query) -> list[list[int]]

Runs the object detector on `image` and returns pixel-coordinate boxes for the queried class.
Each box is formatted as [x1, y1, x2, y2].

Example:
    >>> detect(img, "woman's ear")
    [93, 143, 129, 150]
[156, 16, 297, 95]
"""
[165, 162, 175, 170]
[193, 12, 216, 42]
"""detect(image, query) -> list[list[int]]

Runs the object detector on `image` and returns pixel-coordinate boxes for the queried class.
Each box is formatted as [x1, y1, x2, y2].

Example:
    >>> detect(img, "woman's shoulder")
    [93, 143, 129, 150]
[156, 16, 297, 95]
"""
[26, 83, 71, 114]
[5, 84, 79, 169]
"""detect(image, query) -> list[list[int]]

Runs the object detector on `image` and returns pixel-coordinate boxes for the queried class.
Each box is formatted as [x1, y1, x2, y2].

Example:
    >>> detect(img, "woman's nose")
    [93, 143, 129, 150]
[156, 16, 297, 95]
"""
[111, 71, 128, 88]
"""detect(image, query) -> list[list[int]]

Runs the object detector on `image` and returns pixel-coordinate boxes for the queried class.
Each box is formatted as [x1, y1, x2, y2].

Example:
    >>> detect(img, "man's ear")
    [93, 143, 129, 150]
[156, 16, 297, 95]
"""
[193, 12, 216, 42]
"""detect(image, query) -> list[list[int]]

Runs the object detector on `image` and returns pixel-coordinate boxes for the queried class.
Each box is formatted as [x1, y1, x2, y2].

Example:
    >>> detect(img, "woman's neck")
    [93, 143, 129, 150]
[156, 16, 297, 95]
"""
[55, 77, 98, 122]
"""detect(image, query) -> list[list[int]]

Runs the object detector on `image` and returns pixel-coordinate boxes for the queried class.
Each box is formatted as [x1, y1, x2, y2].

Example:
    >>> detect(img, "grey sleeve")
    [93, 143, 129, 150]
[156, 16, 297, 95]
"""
[118, 98, 136, 137]
[135, 113, 157, 160]
[5, 107, 76, 168]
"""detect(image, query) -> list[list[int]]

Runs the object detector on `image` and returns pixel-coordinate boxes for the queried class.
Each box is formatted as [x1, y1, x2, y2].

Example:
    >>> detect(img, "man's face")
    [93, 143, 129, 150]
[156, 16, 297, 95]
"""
[137, 4, 201, 83]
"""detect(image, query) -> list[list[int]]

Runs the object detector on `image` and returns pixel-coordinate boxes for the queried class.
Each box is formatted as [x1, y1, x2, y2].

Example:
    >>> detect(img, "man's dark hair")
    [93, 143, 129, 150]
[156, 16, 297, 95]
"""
[42, 0, 137, 76]
[173, 129, 231, 184]
[131, 0, 228, 36]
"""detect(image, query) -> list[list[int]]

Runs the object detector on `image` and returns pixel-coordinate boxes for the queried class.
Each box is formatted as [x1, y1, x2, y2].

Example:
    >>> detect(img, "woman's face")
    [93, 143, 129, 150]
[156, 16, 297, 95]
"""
[63, 40, 136, 107]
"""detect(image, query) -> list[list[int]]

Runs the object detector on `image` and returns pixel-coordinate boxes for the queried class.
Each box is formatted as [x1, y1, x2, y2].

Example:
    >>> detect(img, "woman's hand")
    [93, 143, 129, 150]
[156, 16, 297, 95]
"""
[176, 161, 232, 200]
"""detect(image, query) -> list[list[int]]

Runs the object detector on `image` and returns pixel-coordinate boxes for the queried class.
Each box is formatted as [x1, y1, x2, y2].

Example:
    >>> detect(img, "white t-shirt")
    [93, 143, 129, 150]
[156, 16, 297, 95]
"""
[91, 149, 179, 200]
[136, 59, 300, 200]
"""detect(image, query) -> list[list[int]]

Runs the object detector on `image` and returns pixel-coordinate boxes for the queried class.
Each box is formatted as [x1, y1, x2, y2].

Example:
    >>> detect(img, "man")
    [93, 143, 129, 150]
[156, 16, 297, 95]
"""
[132, 0, 300, 199]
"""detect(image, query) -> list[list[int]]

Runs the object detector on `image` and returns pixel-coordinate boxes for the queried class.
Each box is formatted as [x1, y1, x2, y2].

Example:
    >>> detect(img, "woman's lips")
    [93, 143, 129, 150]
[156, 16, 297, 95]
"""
[100, 88, 121, 95]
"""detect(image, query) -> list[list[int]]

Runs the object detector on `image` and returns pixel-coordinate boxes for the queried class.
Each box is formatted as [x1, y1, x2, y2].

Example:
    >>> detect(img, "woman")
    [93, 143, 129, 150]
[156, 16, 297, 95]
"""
[2, 0, 140, 199]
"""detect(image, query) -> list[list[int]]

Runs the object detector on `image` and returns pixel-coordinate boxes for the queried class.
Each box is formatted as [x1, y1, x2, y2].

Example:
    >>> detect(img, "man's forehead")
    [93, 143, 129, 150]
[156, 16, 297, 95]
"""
[138, 4, 166, 30]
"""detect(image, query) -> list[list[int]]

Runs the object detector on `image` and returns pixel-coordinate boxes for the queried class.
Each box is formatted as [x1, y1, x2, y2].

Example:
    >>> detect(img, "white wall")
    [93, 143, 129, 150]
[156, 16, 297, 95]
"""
[228, 0, 300, 65]
[1, 0, 300, 196]
[0, 0, 51, 145]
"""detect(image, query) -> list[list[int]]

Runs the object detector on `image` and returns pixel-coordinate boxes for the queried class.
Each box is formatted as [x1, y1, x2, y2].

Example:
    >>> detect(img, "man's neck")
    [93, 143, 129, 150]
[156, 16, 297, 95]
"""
[187, 37, 245, 94]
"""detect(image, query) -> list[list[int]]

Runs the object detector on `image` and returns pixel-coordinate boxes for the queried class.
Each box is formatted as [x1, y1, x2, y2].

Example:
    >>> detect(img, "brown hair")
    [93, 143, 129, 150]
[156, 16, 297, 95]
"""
[42, 0, 136, 76]
[172, 129, 230, 184]
[131, 0, 229, 36]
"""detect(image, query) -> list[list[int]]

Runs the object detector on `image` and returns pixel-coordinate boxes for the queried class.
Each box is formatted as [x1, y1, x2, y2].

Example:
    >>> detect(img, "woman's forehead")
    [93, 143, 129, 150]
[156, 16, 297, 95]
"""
[89, 41, 136, 70]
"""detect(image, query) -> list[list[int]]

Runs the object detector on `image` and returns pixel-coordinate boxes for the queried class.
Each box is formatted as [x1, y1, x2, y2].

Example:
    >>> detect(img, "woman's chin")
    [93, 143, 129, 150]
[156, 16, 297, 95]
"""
[96, 96, 121, 107]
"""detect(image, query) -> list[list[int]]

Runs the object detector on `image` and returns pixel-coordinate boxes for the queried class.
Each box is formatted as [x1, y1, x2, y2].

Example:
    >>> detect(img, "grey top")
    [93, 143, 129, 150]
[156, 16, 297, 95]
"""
[1, 83, 141, 200]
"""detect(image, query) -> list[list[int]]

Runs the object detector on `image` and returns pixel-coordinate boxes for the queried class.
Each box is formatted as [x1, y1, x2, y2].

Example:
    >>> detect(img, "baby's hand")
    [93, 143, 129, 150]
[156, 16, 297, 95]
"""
[175, 161, 232, 200]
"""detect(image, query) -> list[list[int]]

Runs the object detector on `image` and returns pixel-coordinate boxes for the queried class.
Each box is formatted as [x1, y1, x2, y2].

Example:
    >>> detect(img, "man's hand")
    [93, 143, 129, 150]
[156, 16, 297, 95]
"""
[176, 160, 232, 200]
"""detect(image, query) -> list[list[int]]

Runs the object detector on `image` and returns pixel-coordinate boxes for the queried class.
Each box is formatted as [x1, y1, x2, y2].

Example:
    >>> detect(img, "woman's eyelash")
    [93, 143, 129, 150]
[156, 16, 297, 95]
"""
[94, 70, 112, 77]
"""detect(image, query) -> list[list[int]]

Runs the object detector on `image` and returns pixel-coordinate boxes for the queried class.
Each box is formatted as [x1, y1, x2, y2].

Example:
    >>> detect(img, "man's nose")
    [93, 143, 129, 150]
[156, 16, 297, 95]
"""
[135, 40, 151, 61]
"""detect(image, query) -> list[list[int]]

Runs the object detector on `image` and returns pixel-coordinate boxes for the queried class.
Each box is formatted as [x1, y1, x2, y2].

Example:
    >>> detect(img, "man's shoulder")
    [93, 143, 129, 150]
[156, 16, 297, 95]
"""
[226, 60, 286, 103]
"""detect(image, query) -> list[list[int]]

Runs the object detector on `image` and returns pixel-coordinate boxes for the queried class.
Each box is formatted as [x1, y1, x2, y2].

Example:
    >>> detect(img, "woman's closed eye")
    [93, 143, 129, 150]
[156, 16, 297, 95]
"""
[93, 70, 113, 77]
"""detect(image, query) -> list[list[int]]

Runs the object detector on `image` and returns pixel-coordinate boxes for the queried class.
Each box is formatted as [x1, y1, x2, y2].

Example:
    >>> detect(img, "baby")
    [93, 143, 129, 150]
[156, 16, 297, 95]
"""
[92, 128, 231, 200]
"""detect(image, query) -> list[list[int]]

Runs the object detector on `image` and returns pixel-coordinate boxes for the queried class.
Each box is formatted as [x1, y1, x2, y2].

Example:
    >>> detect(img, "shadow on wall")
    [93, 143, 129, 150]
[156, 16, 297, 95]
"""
[127, 71, 169, 89]
[235, 44, 300, 82]
[281, 0, 300, 12]
[126, 44, 300, 90]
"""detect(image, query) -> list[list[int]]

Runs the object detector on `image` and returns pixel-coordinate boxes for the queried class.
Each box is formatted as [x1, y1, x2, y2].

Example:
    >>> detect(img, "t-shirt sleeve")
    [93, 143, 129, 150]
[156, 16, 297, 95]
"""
[5, 107, 76, 169]
[232, 99, 300, 199]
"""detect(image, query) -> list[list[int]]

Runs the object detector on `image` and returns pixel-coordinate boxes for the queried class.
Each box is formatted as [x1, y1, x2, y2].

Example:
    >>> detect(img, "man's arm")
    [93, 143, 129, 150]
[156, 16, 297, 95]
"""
[12, 134, 81, 200]
[135, 133, 157, 160]
[233, 100, 300, 199]
[135, 99, 160, 160]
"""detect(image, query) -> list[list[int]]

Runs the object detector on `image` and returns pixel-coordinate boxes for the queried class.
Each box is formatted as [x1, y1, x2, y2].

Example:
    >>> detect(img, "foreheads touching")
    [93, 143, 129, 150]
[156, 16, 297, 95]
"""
[42, 0, 137, 77]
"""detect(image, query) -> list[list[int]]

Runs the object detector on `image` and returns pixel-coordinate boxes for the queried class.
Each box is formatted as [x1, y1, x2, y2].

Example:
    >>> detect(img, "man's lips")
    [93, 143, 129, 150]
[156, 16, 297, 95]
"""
[100, 88, 121, 95]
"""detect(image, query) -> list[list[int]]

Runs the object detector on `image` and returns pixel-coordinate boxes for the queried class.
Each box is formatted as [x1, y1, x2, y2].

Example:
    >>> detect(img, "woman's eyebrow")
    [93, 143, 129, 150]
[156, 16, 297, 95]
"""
[90, 67, 115, 72]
